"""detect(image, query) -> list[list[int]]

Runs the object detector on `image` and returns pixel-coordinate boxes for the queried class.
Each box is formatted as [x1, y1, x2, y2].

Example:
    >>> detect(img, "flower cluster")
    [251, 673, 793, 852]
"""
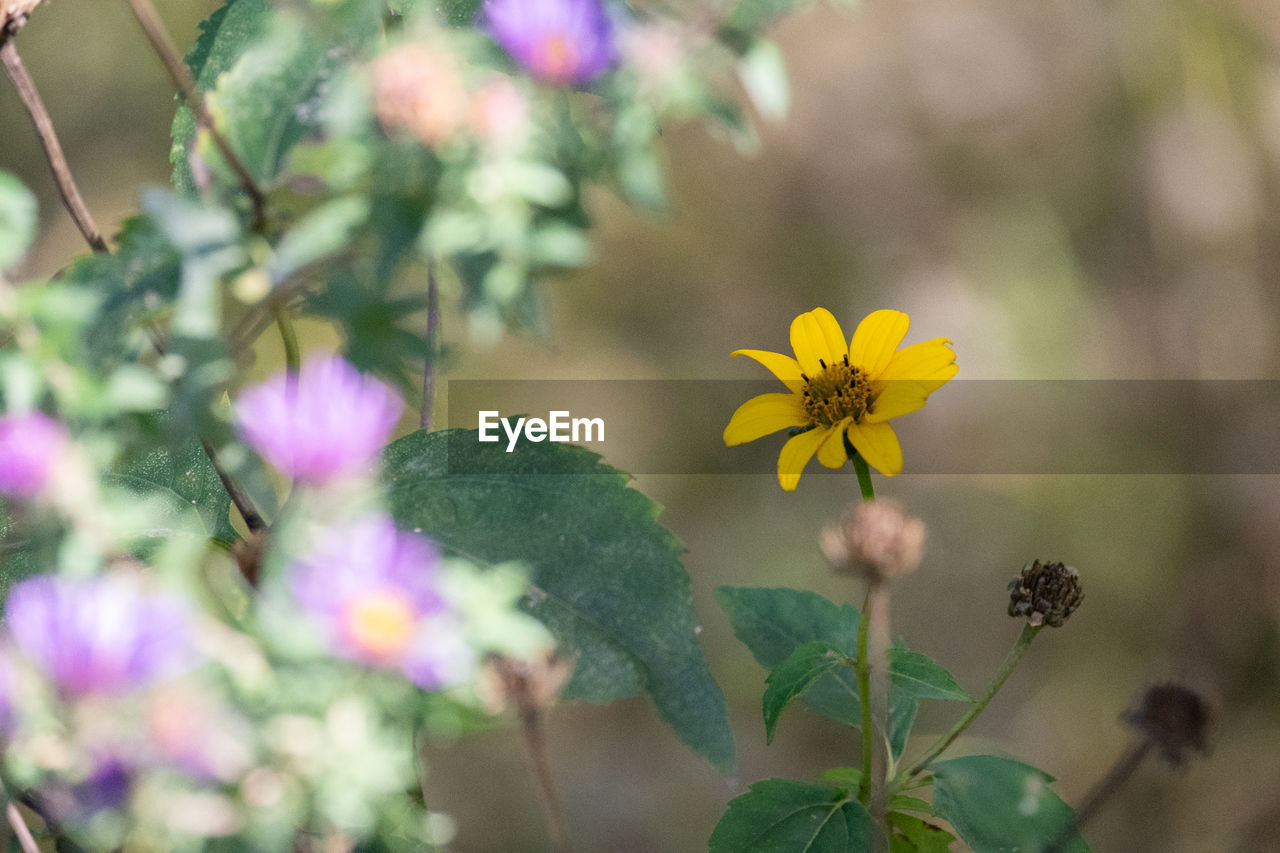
[483, 0, 618, 86]
[0, 411, 69, 499]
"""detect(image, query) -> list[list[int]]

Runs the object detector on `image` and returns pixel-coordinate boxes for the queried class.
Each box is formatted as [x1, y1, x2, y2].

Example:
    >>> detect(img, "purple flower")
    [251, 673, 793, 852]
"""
[235, 355, 403, 483]
[289, 515, 475, 689]
[0, 412, 70, 499]
[4, 575, 195, 696]
[484, 0, 618, 86]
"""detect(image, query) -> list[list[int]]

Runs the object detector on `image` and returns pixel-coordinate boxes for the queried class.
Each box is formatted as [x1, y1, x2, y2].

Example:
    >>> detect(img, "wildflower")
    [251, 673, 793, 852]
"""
[723, 308, 957, 490]
[1123, 683, 1212, 766]
[289, 515, 476, 689]
[1007, 560, 1084, 627]
[483, 0, 617, 86]
[371, 43, 468, 147]
[4, 575, 195, 696]
[821, 499, 925, 581]
[0, 411, 70, 499]
[234, 354, 403, 483]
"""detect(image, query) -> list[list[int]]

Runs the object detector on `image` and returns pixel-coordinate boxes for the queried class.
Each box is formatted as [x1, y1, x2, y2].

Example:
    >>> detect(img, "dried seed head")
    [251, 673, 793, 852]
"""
[476, 650, 573, 716]
[1, 0, 44, 34]
[1007, 560, 1083, 627]
[821, 499, 926, 581]
[1123, 683, 1212, 765]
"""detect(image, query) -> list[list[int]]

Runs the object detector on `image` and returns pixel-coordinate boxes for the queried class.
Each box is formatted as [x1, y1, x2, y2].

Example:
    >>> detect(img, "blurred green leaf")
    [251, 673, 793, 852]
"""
[764, 640, 855, 742]
[0, 171, 37, 271]
[383, 429, 735, 772]
[889, 811, 955, 853]
[709, 778, 870, 852]
[111, 424, 237, 545]
[930, 755, 1088, 853]
[738, 39, 790, 121]
[817, 767, 863, 788]
[889, 695, 918, 760]
[269, 196, 370, 283]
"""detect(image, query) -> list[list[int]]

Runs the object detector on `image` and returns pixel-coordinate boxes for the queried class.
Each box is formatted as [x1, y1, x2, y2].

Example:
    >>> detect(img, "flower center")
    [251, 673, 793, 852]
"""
[534, 32, 578, 80]
[802, 355, 871, 426]
[344, 591, 417, 662]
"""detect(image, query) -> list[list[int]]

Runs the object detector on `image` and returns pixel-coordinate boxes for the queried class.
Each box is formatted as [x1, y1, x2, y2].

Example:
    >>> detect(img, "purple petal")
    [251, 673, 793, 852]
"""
[483, 0, 618, 85]
[0, 413, 69, 499]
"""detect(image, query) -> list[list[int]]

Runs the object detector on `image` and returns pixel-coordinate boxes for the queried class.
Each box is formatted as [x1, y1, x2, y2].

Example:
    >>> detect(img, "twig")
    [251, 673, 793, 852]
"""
[5, 802, 40, 853]
[120, 0, 266, 230]
[420, 263, 439, 430]
[202, 439, 266, 534]
[1045, 740, 1151, 853]
[1, 40, 108, 252]
[494, 658, 573, 853]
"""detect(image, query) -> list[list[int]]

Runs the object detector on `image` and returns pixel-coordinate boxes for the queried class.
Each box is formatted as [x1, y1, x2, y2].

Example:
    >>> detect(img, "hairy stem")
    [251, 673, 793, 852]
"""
[121, 0, 266, 229]
[866, 580, 891, 853]
[420, 263, 439, 430]
[856, 584, 874, 805]
[851, 452, 875, 502]
[1, 40, 108, 252]
[896, 623, 1042, 787]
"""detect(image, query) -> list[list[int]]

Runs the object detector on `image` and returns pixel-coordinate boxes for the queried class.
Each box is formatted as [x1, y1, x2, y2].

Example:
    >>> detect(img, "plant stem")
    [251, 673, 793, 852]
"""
[121, 0, 266, 230]
[274, 302, 301, 376]
[202, 439, 266, 534]
[896, 623, 1042, 787]
[5, 802, 40, 853]
[494, 657, 573, 853]
[851, 452, 875, 501]
[420, 263, 439, 430]
[1, 40, 108, 252]
[856, 584, 874, 805]
[866, 579, 891, 853]
[1046, 740, 1151, 853]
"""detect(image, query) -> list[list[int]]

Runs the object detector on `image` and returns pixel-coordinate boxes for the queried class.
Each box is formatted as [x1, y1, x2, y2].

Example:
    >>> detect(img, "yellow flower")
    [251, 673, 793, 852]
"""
[723, 308, 957, 490]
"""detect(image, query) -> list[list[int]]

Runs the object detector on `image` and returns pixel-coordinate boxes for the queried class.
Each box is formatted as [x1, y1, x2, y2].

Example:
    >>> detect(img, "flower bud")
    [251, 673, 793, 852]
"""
[1007, 560, 1083, 627]
[1123, 683, 1212, 765]
[821, 499, 925, 581]
[0, 412, 70, 499]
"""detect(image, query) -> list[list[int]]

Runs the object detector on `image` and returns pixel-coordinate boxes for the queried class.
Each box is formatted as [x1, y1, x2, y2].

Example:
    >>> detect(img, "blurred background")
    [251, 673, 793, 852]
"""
[4, 0, 1280, 850]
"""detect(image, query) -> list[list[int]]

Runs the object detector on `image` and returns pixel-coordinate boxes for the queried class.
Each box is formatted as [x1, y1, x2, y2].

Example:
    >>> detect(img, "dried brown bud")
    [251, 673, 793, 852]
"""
[1123, 683, 1212, 765]
[2, 0, 45, 35]
[821, 499, 926, 581]
[476, 651, 573, 717]
[1007, 560, 1083, 627]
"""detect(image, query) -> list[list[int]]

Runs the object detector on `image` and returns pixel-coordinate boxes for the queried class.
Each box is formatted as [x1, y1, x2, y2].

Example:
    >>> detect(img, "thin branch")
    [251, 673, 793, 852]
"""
[493, 657, 573, 853]
[420, 264, 439, 430]
[1045, 740, 1151, 853]
[1, 39, 108, 252]
[120, 0, 266, 230]
[5, 802, 40, 853]
[202, 439, 267, 534]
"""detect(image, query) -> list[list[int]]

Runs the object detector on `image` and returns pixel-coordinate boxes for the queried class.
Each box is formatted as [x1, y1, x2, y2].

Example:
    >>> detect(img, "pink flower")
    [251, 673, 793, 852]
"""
[289, 515, 476, 689]
[0, 412, 69, 499]
[483, 0, 618, 86]
[235, 355, 403, 483]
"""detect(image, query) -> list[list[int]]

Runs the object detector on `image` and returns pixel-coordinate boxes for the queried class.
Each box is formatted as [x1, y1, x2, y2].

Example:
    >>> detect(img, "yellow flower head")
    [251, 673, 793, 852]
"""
[723, 308, 957, 490]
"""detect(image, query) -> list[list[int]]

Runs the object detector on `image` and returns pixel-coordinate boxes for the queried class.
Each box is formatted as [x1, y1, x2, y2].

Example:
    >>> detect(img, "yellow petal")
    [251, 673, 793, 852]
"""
[864, 381, 935, 423]
[777, 425, 834, 491]
[790, 308, 848, 377]
[724, 393, 807, 446]
[849, 310, 910, 379]
[731, 349, 804, 393]
[877, 338, 958, 389]
[846, 420, 903, 476]
[816, 417, 853, 468]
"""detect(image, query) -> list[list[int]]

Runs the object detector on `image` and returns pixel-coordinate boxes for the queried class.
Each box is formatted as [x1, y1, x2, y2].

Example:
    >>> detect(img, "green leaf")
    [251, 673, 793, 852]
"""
[889, 649, 969, 702]
[889, 795, 931, 814]
[110, 426, 237, 545]
[764, 641, 855, 743]
[718, 586, 863, 727]
[817, 767, 863, 788]
[382, 429, 735, 772]
[709, 778, 870, 852]
[268, 196, 370, 283]
[0, 170, 37, 271]
[889, 811, 955, 853]
[931, 755, 1089, 853]
[889, 696, 918, 760]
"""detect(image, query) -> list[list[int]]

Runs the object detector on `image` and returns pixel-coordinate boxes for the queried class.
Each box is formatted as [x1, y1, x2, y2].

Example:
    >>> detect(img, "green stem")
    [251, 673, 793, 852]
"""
[274, 303, 300, 376]
[895, 623, 1043, 787]
[851, 452, 875, 501]
[856, 584, 873, 804]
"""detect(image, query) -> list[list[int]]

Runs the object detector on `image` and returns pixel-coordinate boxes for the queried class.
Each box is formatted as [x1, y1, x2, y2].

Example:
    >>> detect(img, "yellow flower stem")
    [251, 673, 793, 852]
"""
[892, 623, 1043, 790]
[851, 452, 875, 502]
